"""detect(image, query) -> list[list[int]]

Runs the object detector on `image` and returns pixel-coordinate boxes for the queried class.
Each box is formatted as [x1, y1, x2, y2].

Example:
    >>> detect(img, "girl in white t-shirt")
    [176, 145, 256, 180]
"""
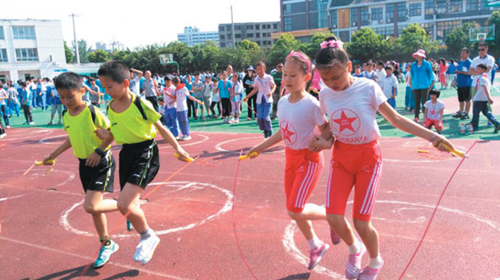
[229, 74, 243, 123]
[245, 51, 339, 270]
[423, 89, 445, 133]
[309, 37, 457, 280]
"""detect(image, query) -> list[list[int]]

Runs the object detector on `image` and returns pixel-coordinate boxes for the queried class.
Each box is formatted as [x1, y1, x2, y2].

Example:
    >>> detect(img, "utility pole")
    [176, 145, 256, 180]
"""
[70, 13, 80, 64]
[231, 5, 236, 48]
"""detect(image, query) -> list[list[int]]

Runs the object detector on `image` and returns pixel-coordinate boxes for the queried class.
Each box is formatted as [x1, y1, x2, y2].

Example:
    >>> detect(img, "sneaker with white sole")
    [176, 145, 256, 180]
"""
[126, 220, 134, 231]
[358, 258, 384, 280]
[182, 135, 192, 141]
[308, 243, 329, 270]
[133, 235, 160, 265]
[345, 242, 366, 279]
[94, 240, 119, 269]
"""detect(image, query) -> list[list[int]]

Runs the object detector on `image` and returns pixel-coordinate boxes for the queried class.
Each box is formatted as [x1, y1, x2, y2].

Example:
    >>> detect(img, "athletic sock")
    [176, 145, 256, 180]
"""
[100, 236, 111, 246]
[140, 228, 155, 241]
[369, 255, 383, 269]
[348, 240, 360, 254]
[307, 236, 323, 250]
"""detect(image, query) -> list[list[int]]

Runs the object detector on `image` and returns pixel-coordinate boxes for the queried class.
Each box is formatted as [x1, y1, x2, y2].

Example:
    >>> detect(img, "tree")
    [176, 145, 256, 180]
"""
[87, 49, 109, 62]
[303, 31, 334, 61]
[266, 33, 302, 68]
[396, 23, 439, 60]
[238, 39, 265, 67]
[445, 22, 478, 58]
[72, 39, 92, 63]
[64, 41, 73, 63]
[346, 28, 389, 62]
[488, 10, 500, 55]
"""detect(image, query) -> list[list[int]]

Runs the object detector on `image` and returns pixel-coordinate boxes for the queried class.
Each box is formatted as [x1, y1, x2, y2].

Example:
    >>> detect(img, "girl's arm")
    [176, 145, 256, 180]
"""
[244, 87, 258, 101]
[186, 92, 203, 105]
[309, 123, 334, 152]
[268, 83, 276, 97]
[154, 121, 191, 161]
[484, 85, 494, 104]
[43, 138, 72, 164]
[378, 102, 455, 152]
[246, 130, 283, 159]
[439, 108, 444, 123]
[423, 107, 428, 122]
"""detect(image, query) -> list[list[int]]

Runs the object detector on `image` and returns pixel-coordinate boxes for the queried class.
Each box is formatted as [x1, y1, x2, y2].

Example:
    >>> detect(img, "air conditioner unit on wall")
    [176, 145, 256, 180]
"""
[332, 24, 337, 28]
[387, 18, 392, 23]
[379, 19, 384, 24]
[352, 22, 357, 27]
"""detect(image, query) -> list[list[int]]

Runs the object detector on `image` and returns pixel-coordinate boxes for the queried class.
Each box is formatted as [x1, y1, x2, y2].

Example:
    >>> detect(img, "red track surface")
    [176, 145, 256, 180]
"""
[1, 128, 499, 279]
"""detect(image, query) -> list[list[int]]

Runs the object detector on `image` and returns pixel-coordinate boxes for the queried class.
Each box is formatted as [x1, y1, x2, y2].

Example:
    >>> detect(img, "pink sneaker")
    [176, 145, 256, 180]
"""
[307, 243, 330, 270]
[330, 229, 342, 245]
[345, 242, 366, 279]
[358, 258, 384, 280]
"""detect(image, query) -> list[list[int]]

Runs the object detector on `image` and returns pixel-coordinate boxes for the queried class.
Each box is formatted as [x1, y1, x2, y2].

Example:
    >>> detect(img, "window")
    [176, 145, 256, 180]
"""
[220, 35, 225, 40]
[467, 0, 479, 11]
[0, 49, 7, 62]
[398, 24, 408, 36]
[409, 3, 421, 16]
[235, 34, 241, 39]
[13, 26, 36, 40]
[0, 27, 4, 40]
[361, 7, 369, 25]
[247, 25, 254, 30]
[331, 10, 338, 28]
[267, 24, 271, 29]
[425, 0, 434, 15]
[263, 41, 268, 46]
[235, 26, 241, 30]
[256, 24, 260, 30]
[15, 48, 38, 61]
[273, 24, 278, 29]
[372, 8, 383, 21]
[220, 42, 226, 48]
[450, 0, 463, 12]
[284, 4, 292, 14]
[263, 33, 267, 37]
[436, 20, 461, 40]
[397, 3, 406, 22]
[284, 17, 292, 31]
[386, 4, 394, 21]
[436, 0, 447, 14]
[256, 33, 261, 38]
[351, 8, 358, 25]
[219, 26, 225, 32]
[247, 33, 254, 38]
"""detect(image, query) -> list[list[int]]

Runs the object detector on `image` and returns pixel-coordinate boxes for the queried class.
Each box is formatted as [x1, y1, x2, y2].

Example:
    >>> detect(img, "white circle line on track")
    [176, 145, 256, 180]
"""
[283, 200, 500, 278]
[215, 136, 284, 154]
[158, 134, 209, 149]
[2, 129, 54, 142]
[60, 181, 233, 238]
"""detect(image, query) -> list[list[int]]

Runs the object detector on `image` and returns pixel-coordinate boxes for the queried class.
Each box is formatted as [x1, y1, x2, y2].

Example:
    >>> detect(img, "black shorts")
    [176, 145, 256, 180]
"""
[79, 151, 115, 193]
[119, 139, 160, 190]
[457, 87, 471, 102]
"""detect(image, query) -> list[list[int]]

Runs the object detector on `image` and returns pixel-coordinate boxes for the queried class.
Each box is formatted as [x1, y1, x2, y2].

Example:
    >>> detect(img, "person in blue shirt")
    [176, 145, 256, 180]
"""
[410, 49, 434, 122]
[20, 82, 34, 125]
[446, 59, 457, 89]
[48, 83, 63, 125]
[453, 47, 473, 120]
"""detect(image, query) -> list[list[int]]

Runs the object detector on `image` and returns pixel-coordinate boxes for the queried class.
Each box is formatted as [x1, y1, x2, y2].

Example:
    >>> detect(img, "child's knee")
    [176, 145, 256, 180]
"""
[83, 202, 98, 214]
[327, 214, 345, 228]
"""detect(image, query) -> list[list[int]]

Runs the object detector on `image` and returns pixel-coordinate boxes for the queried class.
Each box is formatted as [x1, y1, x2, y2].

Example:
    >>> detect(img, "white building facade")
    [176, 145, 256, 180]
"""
[0, 19, 100, 82]
[177, 26, 220, 47]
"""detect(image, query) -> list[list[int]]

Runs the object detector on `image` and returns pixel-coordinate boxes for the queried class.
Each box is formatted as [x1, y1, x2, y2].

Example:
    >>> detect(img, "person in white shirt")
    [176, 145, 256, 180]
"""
[308, 36, 458, 280]
[375, 61, 386, 87]
[244, 62, 276, 138]
[129, 68, 143, 96]
[0, 83, 10, 128]
[381, 65, 398, 109]
[229, 74, 244, 123]
[423, 89, 445, 133]
[162, 75, 178, 138]
[469, 64, 500, 132]
[172, 77, 203, 141]
[245, 50, 336, 271]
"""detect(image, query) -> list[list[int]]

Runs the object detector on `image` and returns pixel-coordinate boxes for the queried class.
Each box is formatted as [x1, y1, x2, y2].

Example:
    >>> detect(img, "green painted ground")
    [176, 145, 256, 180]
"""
[5, 82, 500, 141]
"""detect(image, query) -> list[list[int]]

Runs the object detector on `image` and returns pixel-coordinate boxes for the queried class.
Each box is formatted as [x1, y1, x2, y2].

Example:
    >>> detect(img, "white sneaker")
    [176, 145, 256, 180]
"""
[133, 235, 160, 265]
[0, 133, 6, 139]
[5, 125, 11, 129]
[235, 119, 239, 123]
[182, 135, 192, 141]
[29, 122, 35, 125]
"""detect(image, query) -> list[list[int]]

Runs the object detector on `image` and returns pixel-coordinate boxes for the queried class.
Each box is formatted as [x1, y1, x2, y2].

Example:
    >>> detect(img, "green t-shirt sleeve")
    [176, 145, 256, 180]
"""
[140, 97, 162, 125]
[94, 107, 110, 129]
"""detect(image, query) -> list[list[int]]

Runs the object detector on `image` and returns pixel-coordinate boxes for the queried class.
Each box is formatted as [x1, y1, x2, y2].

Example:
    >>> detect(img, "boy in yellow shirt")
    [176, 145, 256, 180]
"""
[95, 60, 191, 265]
[42, 72, 119, 269]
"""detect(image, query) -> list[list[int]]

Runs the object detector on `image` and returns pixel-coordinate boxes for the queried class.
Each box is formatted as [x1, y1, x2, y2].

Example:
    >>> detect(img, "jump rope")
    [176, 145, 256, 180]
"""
[8, 139, 473, 278]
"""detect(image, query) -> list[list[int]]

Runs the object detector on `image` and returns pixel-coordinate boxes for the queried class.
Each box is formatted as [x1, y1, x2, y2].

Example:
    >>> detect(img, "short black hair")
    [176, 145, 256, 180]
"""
[477, 63, 487, 70]
[384, 65, 393, 70]
[172, 77, 180, 83]
[97, 60, 130, 83]
[164, 74, 171, 81]
[54, 72, 83, 90]
[429, 89, 440, 98]
[461, 47, 470, 53]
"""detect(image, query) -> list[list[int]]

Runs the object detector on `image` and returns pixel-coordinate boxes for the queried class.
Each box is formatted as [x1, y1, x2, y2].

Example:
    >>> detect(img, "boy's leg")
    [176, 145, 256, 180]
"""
[84, 191, 118, 238]
[470, 101, 482, 128]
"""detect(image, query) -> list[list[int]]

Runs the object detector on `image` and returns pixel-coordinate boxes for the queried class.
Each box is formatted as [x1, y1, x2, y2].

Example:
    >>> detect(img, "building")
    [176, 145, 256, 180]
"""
[218, 21, 281, 48]
[96, 41, 107, 51]
[279, 0, 498, 42]
[177, 26, 220, 47]
[0, 19, 102, 82]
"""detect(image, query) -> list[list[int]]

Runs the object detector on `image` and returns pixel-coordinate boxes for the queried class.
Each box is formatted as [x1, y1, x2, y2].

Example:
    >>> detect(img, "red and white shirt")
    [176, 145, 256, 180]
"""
[254, 74, 275, 104]
[424, 100, 445, 120]
[320, 78, 387, 145]
[163, 84, 176, 109]
[277, 94, 326, 150]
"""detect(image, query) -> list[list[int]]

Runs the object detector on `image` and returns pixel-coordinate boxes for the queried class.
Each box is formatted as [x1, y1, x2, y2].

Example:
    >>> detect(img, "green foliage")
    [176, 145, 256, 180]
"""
[87, 49, 109, 63]
[445, 22, 478, 57]
[488, 10, 500, 54]
[266, 33, 302, 68]
[63, 41, 73, 64]
[72, 40, 92, 63]
[303, 31, 334, 61]
[347, 28, 391, 62]
[396, 23, 439, 60]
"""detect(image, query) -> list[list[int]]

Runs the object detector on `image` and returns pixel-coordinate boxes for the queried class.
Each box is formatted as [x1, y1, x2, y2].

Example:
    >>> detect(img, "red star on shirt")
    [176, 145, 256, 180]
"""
[430, 109, 437, 116]
[333, 110, 358, 133]
[281, 123, 296, 144]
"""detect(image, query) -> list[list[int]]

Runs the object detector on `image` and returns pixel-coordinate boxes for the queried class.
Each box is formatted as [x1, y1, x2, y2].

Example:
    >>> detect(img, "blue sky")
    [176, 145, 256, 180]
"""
[0, 0, 281, 49]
